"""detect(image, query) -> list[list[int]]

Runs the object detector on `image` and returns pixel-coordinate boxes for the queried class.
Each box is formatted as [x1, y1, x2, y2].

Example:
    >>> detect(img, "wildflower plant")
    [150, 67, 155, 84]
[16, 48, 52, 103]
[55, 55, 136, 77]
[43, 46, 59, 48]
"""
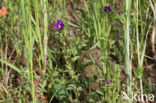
[0, 0, 154, 103]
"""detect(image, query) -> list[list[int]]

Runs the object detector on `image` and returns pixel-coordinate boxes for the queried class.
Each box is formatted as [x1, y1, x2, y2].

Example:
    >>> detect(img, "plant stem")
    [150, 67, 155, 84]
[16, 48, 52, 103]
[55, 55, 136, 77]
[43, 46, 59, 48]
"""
[125, 0, 132, 96]
[43, 0, 48, 73]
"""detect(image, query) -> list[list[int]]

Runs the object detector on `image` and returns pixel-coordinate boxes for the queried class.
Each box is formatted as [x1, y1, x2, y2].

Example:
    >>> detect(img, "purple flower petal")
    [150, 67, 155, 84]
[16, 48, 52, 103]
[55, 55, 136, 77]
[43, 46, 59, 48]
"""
[59, 27, 63, 30]
[57, 20, 63, 24]
[53, 22, 59, 29]
[104, 6, 111, 12]
[61, 23, 64, 28]
[105, 78, 111, 84]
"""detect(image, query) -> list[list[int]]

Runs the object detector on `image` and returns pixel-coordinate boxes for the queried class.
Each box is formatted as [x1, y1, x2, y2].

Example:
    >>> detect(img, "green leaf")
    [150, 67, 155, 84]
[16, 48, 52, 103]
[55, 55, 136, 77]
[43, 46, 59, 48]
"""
[0, 59, 21, 75]
[52, 84, 68, 101]
[134, 66, 144, 78]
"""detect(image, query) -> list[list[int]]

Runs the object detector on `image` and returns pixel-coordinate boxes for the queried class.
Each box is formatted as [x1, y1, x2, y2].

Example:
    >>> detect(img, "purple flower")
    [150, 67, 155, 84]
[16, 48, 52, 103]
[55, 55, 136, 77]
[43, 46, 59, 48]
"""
[105, 78, 111, 84]
[104, 6, 111, 12]
[53, 20, 64, 30]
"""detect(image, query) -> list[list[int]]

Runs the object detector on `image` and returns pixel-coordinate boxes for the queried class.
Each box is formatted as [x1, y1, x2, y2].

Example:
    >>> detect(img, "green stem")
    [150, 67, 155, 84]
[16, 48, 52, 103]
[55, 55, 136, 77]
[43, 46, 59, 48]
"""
[43, 0, 48, 73]
[125, 0, 132, 96]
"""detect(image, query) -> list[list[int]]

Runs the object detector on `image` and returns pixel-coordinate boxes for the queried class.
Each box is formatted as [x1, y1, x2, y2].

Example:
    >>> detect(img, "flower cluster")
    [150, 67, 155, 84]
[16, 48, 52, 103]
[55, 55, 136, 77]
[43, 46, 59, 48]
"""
[0, 7, 8, 17]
